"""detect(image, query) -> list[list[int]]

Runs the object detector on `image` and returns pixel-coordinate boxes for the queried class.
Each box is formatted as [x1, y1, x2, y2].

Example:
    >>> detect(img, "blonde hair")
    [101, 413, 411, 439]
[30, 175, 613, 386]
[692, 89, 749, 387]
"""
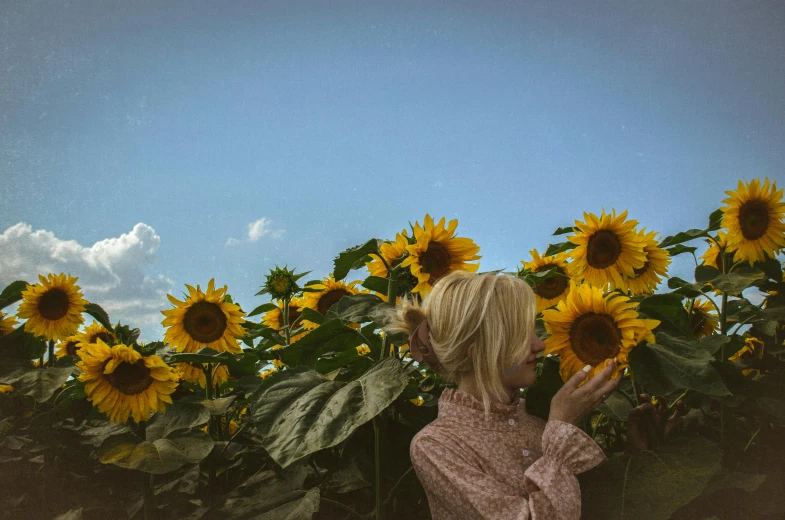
[377, 270, 538, 418]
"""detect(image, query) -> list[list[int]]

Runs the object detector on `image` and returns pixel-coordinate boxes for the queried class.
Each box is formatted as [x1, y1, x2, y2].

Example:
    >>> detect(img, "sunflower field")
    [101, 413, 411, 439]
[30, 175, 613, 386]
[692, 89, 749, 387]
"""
[1, 178, 784, 520]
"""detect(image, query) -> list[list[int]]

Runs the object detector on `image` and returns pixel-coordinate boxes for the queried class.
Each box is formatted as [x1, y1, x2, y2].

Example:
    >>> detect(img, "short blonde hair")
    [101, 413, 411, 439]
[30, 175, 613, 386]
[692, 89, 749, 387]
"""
[378, 270, 538, 418]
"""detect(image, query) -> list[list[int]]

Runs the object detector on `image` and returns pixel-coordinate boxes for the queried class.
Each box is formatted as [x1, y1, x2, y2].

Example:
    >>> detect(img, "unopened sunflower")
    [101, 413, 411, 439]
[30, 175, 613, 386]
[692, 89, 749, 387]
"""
[174, 362, 230, 388]
[0, 311, 19, 338]
[55, 334, 82, 359]
[18, 273, 87, 341]
[262, 297, 309, 343]
[77, 339, 178, 424]
[401, 214, 481, 297]
[76, 321, 116, 348]
[567, 209, 647, 291]
[542, 281, 659, 384]
[521, 249, 572, 313]
[365, 229, 410, 278]
[721, 178, 785, 265]
[729, 337, 766, 376]
[686, 298, 719, 339]
[300, 275, 363, 329]
[621, 228, 671, 295]
[162, 279, 246, 354]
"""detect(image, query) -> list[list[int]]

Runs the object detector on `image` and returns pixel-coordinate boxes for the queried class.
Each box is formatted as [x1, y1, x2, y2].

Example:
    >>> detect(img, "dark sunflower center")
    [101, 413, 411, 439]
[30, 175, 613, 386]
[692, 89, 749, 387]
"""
[632, 261, 650, 278]
[586, 230, 622, 269]
[534, 266, 569, 299]
[104, 360, 153, 395]
[183, 301, 227, 344]
[318, 289, 350, 315]
[568, 313, 622, 366]
[38, 289, 70, 321]
[689, 309, 707, 336]
[279, 306, 303, 328]
[65, 341, 79, 356]
[420, 242, 451, 281]
[738, 200, 769, 240]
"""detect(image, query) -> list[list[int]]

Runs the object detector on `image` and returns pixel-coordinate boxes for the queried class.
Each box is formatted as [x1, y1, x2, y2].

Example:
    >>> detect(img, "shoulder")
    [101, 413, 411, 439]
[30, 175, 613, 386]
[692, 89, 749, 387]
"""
[410, 418, 474, 464]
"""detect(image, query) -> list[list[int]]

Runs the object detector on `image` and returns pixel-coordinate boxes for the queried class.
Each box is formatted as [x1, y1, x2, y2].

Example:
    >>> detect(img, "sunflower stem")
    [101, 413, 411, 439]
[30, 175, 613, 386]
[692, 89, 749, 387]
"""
[628, 368, 641, 406]
[47, 340, 55, 367]
[614, 388, 637, 409]
[283, 296, 292, 347]
[380, 271, 398, 361]
[373, 415, 385, 520]
[138, 421, 155, 520]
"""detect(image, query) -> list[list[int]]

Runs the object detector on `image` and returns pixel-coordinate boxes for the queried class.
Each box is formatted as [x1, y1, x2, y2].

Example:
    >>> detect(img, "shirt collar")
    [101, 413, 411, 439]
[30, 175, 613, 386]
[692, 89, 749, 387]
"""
[437, 387, 527, 430]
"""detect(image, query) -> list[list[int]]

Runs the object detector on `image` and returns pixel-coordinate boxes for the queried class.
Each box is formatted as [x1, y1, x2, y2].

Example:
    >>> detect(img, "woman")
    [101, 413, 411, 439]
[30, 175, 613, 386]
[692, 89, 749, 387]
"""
[381, 270, 682, 519]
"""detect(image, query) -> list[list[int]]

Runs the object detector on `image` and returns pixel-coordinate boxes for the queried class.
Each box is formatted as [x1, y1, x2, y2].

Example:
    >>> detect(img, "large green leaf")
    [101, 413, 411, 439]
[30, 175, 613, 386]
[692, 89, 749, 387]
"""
[638, 293, 693, 337]
[0, 361, 73, 402]
[83, 303, 113, 332]
[248, 302, 278, 317]
[333, 239, 380, 281]
[628, 333, 730, 397]
[0, 280, 28, 309]
[707, 267, 767, 294]
[219, 468, 320, 520]
[251, 357, 409, 468]
[277, 319, 366, 367]
[98, 429, 214, 475]
[580, 435, 722, 520]
[524, 357, 564, 421]
[361, 275, 390, 294]
[162, 400, 211, 437]
[665, 245, 697, 257]
[544, 241, 577, 257]
[326, 293, 387, 325]
[0, 326, 47, 360]
[659, 228, 707, 248]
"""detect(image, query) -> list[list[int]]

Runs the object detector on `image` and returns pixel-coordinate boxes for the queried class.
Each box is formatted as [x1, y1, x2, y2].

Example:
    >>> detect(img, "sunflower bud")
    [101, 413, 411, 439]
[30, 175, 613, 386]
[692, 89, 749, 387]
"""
[258, 266, 310, 301]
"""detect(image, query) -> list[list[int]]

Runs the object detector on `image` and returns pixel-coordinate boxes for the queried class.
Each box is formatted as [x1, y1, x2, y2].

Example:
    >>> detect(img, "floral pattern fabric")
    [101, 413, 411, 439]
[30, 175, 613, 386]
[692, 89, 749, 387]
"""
[410, 388, 607, 519]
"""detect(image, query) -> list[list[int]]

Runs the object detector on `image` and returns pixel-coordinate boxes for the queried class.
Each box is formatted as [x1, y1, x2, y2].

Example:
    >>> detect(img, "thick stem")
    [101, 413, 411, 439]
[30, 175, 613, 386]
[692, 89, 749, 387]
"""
[283, 296, 291, 347]
[373, 415, 384, 520]
[380, 272, 398, 361]
[48, 340, 55, 367]
[628, 368, 641, 406]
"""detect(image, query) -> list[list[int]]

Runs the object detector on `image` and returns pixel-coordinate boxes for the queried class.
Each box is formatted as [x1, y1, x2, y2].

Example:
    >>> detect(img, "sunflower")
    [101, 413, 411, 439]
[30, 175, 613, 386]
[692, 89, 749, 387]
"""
[259, 367, 278, 379]
[55, 334, 82, 359]
[721, 178, 785, 266]
[0, 384, 13, 394]
[542, 281, 660, 384]
[621, 228, 671, 295]
[76, 321, 116, 348]
[686, 297, 719, 339]
[77, 339, 178, 424]
[300, 275, 364, 329]
[0, 311, 18, 338]
[162, 279, 246, 354]
[365, 229, 410, 278]
[521, 249, 572, 313]
[262, 297, 309, 343]
[567, 209, 647, 291]
[700, 231, 738, 273]
[356, 344, 371, 356]
[401, 214, 481, 297]
[729, 337, 766, 377]
[174, 362, 230, 388]
[17, 273, 87, 341]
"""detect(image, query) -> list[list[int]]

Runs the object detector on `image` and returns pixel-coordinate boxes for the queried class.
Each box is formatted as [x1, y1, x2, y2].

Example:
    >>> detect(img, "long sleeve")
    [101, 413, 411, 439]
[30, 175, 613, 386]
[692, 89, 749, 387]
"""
[410, 419, 606, 520]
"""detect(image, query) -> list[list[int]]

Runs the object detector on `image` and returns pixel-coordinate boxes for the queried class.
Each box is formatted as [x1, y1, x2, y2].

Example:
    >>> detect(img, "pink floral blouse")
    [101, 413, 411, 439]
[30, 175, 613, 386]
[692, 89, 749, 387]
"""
[410, 388, 607, 519]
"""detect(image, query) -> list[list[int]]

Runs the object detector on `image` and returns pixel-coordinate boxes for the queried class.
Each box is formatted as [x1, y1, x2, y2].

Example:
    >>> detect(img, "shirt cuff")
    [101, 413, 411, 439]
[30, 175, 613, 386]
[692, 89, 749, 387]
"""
[541, 419, 607, 475]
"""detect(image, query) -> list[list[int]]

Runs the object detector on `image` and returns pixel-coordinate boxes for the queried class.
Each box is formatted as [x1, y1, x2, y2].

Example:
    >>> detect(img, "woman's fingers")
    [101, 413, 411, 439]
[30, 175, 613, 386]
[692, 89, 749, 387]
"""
[579, 359, 616, 395]
[596, 372, 622, 399]
[562, 365, 591, 391]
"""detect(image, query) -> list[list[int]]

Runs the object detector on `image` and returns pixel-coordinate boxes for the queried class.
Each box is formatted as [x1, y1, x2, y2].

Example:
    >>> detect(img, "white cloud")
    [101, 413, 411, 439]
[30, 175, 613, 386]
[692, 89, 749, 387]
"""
[0, 222, 174, 338]
[226, 217, 284, 246]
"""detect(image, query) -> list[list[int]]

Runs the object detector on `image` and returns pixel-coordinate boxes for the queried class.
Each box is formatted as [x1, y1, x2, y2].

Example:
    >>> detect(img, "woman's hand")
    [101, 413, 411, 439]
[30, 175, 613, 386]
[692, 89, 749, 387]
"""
[625, 393, 685, 454]
[548, 359, 621, 426]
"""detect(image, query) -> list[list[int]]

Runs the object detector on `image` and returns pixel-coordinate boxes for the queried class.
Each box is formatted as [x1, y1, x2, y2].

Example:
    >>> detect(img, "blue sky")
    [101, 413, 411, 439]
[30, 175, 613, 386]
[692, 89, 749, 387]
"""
[2, 1, 784, 341]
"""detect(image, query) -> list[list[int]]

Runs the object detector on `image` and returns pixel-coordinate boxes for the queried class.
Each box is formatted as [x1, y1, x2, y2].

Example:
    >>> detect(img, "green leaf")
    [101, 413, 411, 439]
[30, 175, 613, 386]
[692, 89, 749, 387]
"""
[552, 226, 575, 235]
[707, 208, 724, 231]
[665, 245, 697, 257]
[299, 307, 325, 327]
[525, 357, 564, 421]
[277, 319, 366, 368]
[597, 391, 634, 421]
[707, 267, 767, 294]
[163, 401, 211, 437]
[667, 277, 708, 299]
[361, 276, 390, 294]
[326, 293, 387, 325]
[580, 435, 722, 520]
[251, 357, 409, 468]
[0, 326, 47, 360]
[168, 348, 259, 378]
[333, 239, 380, 281]
[0, 280, 28, 309]
[218, 469, 320, 519]
[695, 265, 721, 283]
[638, 293, 693, 337]
[83, 303, 113, 332]
[628, 332, 730, 397]
[543, 241, 577, 257]
[98, 430, 214, 475]
[248, 303, 278, 317]
[3, 365, 74, 402]
[315, 346, 374, 374]
[659, 228, 707, 248]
